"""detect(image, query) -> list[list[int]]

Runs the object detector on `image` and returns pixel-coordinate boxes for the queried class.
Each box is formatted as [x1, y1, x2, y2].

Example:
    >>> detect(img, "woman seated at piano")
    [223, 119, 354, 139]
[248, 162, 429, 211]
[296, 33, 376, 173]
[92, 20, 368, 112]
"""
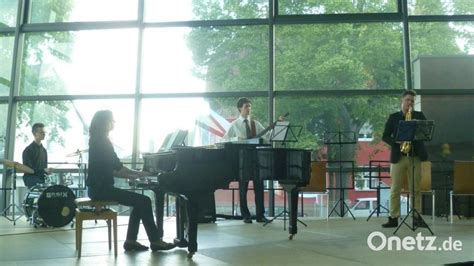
[86, 110, 175, 252]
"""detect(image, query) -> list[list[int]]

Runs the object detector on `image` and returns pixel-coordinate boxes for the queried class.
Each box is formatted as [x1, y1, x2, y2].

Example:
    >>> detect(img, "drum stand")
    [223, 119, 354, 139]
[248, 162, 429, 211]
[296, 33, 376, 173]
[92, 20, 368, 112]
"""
[2, 168, 24, 225]
[77, 151, 86, 197]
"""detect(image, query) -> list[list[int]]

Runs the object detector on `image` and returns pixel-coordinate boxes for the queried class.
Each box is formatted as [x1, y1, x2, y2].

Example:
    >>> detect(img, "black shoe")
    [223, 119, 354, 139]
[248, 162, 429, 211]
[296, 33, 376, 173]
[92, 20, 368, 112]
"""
[413, 217, 428, 228]
[256, 216, 270, 223]
[150, 240, 176, 251]
[382, 217, 398, 228]
[243, 217, 253, 224]
[123, 241, 149, 251]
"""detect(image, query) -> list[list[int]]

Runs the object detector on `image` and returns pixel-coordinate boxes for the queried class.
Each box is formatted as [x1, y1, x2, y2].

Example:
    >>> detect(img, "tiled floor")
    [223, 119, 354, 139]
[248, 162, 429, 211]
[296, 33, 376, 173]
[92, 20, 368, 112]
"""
[0, 214, 472, 265]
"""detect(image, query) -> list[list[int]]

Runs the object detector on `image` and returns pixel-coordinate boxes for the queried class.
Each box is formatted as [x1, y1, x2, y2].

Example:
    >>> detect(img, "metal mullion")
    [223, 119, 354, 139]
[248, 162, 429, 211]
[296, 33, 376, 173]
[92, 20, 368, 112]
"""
[13, 91, 275, 101]
[0, 28, 15, 34]
[3, 0, 25, 205]
[14, 94, 136, 102]
[131, 0, 145, 167]
[5, 0, 25, 163]
[141, 91, 268, 99]
[267, 0, 276, 218]
[13, 88, 470, 101]
[268, 0, 275, 124]
[143, 18, 268, 28]
[274, 13, 402, 25]
[409, 15, 474, 23]
[411, 89, 474, 95]
[401, 0, 412, 90]
[21, 20, 140, 33]
[273, 89, 474, 98]
[274, 89, 403, 97]
[397, 0, 403, 14]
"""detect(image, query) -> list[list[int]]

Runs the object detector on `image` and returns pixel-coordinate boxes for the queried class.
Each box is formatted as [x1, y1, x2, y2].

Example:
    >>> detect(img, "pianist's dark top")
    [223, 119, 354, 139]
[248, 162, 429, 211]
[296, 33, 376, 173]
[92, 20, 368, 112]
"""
[86, 135, 123, 188]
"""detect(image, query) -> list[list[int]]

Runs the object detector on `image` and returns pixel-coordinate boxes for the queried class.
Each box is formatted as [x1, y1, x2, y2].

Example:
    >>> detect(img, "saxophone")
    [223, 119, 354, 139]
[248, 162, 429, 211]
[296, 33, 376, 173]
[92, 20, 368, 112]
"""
[400, 106, 412, 154]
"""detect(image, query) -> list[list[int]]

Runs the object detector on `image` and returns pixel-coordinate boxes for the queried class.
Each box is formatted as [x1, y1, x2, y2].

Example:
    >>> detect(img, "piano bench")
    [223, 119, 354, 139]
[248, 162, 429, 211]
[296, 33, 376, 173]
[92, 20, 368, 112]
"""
[74, 197, 118, 258]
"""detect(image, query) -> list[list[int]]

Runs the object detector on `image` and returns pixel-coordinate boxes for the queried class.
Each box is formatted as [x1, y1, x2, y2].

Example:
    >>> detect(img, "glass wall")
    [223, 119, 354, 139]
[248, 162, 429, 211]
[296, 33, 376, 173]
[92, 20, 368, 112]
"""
[144, 0, 268, 22]
[275, 23, 405, 90]
[0, 0, 18, 27]
[0, 103, 7, 203]
[408, 0, 474, 15]
[410, 22, 474, 59]
[2, 0, 474, 216]
[139, 96, 269, 153]
[0, 104, 7, 160]
[142, 26, 269, 93]
[0, 34, 14, 96]
[14, 99, 134, 163]
[20, 29, 139, 96]
[279, 0, 398, 15]
[274, 95, 399, 150]
[141, 27, 206, 93]
[29, 0, 138, 23]
[139, 98, 212, 153]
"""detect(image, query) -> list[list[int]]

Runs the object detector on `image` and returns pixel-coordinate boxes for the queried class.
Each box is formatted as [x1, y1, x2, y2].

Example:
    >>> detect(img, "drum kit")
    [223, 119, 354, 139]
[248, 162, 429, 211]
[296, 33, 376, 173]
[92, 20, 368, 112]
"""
[65, 148, 88, 198]
[23, 184, 76, 228]
[1, 149, 87, 228]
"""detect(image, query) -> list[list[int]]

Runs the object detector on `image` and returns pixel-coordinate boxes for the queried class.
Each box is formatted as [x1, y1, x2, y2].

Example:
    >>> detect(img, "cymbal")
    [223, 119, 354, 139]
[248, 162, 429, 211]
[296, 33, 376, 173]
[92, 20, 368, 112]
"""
[66, 149, 89, 157]
[1, 159, 34, 174]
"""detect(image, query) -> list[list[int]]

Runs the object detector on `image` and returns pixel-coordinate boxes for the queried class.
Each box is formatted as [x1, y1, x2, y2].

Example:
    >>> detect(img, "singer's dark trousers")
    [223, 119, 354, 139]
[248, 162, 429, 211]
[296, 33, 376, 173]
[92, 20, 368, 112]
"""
[88, 185, 162, 242]
[239, 178, 265, 219]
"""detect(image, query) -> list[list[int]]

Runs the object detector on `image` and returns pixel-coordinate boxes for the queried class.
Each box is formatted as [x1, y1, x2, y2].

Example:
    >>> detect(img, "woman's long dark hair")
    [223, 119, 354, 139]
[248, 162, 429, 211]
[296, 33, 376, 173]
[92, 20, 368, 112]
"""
[89, 110, 113, 142]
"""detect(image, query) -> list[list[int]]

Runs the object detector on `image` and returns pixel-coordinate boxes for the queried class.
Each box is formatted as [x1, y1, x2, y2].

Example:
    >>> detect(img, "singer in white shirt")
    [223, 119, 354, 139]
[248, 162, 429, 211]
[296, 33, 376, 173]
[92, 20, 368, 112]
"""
[222, 97, 270, 223]
[223, 115, 266, 141]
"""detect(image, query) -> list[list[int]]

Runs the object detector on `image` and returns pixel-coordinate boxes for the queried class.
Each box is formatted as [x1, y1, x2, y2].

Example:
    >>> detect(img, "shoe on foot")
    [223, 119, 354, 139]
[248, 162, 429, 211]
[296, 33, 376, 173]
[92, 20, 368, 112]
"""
[256, 216, 270, 223]
[243, 216, 253, 224]
[150, 239, 176, 251]
[123, 241, 149, 251]
[382, 216, 398, 228]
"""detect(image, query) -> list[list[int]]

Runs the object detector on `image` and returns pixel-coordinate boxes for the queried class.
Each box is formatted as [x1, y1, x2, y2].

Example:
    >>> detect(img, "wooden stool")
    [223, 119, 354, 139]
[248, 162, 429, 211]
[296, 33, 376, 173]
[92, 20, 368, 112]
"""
[74, 197, 118, 258]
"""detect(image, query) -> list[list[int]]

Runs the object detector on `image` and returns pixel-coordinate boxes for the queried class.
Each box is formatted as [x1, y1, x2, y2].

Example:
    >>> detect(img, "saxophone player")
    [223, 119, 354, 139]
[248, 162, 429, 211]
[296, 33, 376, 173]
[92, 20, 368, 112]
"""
[381, 90, 429, 228]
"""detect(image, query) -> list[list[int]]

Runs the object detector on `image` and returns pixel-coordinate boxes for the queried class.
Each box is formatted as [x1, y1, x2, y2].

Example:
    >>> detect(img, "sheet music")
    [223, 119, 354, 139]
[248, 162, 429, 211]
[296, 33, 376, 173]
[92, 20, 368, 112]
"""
[270, 121, 290, 142]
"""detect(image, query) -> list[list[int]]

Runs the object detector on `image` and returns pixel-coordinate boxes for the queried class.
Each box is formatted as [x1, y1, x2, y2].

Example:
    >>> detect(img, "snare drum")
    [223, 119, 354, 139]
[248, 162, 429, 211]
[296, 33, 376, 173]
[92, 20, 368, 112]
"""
[23, 185, 76, 227]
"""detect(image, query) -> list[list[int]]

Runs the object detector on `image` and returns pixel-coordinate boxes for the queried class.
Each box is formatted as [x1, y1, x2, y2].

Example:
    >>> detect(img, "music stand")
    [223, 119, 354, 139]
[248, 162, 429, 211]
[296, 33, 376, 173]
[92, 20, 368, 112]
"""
[366, 161, 390, 221]
[325, 131, 356, 219]
[394, 120, 435, 235]
[263, 124, 305, 228]
[1, 167, 24, 225]
[270, 121, 302, 145]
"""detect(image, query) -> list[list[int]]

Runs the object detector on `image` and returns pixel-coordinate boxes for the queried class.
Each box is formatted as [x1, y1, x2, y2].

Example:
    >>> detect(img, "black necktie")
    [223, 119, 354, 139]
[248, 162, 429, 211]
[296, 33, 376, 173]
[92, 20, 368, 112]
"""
[244, 119, 252, 139]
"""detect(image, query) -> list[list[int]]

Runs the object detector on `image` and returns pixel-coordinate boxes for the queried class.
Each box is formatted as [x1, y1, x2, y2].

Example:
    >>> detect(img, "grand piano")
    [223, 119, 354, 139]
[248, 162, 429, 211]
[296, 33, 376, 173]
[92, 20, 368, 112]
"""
[137, 140, 311, 257]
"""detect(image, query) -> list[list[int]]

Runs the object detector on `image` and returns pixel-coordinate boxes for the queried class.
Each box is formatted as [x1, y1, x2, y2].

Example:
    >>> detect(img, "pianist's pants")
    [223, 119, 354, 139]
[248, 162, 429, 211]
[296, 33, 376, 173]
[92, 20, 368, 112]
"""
[88, 185, 162, 242]
[239, 178, 265, 219]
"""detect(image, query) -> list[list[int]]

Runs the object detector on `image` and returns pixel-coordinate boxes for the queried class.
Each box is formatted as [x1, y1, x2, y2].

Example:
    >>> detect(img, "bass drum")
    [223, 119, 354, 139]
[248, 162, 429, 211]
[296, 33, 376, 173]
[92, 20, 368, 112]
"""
[24, 185, 76, 227]
[23, 185, 45, 221]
